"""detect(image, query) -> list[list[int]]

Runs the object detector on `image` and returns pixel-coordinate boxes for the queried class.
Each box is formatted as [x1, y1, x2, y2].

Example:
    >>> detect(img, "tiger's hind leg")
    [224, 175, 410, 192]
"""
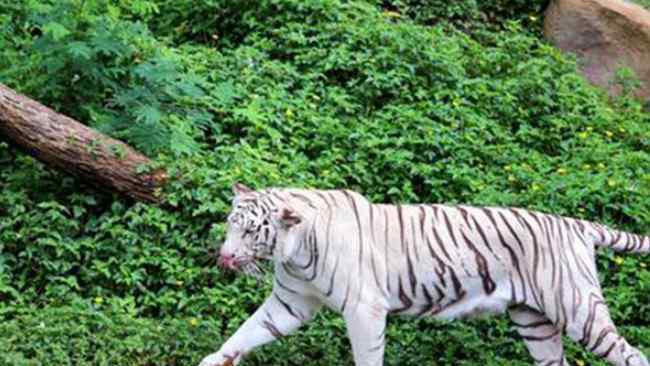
[563, 289, 649, 366]
[509, 306, 569, 366]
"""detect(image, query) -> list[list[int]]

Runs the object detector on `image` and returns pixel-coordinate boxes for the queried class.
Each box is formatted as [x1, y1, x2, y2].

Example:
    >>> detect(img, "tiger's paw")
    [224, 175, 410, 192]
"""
[198, 351, 241, 366]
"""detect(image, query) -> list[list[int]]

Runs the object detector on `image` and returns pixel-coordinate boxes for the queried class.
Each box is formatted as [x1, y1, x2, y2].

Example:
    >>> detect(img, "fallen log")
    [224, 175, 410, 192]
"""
[0, 83, 167, 203]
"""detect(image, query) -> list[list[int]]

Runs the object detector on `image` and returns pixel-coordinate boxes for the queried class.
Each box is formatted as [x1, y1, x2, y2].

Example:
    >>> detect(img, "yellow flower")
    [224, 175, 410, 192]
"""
[583, 164, 592, 170]
[383, 11, 402, 18]
[605, 131, 613, 138]
[508, 175, 516, 182]
[531, 183, 541, 192]
[94, 296, 103, 304]
[504, 165, 512, 172]
[578, 132, 589, 139]
[557, 168, 567, 175]
[190, 318, 199, 327]
[577, 360, 586, 366]
[640, 262, 647, 268]
[176, 281, 184, 287]
[597, 163, 606, 170]
[586, 126, 594, 132]
[285, 109, 294, 119]
[614, 257, 624, 265]
[619, 127, 626, 133]
[607, 179, 617, 187]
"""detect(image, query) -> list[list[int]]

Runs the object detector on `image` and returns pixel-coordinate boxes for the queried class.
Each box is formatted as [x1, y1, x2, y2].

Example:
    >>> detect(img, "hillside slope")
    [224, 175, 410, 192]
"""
[0, 1, 648, 365]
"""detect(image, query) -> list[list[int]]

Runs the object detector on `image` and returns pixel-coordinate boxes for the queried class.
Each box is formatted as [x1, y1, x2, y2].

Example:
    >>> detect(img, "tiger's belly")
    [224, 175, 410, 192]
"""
[390, 275, 513, 320]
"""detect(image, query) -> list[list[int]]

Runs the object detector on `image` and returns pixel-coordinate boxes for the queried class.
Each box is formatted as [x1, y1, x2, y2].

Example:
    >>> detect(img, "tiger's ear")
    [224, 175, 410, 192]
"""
[232, 182, 254, 196]
[273, 207, 303, 263]
[278, 208, 301, 228]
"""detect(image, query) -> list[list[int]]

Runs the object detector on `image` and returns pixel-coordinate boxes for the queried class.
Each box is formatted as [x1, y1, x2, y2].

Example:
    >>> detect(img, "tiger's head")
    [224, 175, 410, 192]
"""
[218, 183, 305, 277]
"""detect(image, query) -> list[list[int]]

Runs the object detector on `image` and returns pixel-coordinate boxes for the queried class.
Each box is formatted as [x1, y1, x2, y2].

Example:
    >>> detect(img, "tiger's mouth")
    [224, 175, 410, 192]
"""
[217, 254, 264, 279]
[217, 254, 252, 270]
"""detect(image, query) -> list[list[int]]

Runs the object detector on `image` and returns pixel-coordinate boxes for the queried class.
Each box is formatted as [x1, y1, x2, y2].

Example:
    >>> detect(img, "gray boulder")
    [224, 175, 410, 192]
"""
[545, 0, 650, 99]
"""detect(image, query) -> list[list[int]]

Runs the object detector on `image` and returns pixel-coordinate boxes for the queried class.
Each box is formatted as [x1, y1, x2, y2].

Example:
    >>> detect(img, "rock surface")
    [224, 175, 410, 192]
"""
[545, 0, 650, 99]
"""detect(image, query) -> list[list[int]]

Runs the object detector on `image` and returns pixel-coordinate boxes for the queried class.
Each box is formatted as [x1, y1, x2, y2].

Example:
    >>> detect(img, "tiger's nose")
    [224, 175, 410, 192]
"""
[217, 254, 234, 268]
[218, 248, 236, 269]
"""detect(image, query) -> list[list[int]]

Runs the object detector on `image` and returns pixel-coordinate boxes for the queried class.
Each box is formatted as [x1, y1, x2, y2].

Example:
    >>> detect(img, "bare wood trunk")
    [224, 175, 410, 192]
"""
[0, 83, 167, 203]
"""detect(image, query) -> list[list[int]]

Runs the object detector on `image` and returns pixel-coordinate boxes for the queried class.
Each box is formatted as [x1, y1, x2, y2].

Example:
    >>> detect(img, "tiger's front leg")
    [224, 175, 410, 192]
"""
[198, 289, 321, 366]
[345, 302, 388, 366]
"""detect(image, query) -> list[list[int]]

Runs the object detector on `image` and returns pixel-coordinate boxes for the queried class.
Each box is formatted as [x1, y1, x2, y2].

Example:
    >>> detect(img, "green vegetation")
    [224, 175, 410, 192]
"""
[636, 0, 650, 9]
[1, 0, 649, 365]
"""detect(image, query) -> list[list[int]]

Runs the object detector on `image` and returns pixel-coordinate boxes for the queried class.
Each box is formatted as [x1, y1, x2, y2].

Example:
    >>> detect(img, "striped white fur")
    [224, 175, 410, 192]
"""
[199, 184, 650, 366]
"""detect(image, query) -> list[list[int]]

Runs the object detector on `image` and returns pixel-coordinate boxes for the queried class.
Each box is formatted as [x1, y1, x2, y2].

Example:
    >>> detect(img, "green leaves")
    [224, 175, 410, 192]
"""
[128, 0, 160, 17]
[67, 41, 93, 60]
[634, 0, 650, 9]
[2, 0, 207, 156]
[1, 0, 650, 365]
[42, 22, 71, 41]
[135, 105, 162, 125]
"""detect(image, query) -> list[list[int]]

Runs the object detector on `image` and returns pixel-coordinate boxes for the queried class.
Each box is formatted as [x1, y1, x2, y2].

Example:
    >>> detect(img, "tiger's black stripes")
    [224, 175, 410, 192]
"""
[460, 229, 497, 294]
[410, 216, 421, 262]
[262, 310, 284, 339]
[275, 278, 299, 295]
[390, 277, 414, 314]
[273, 292, 302, 321]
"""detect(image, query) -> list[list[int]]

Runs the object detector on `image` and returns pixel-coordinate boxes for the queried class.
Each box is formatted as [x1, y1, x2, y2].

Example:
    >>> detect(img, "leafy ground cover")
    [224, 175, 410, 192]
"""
[0, 0, 649, 365]
[636, 0, 650, 9]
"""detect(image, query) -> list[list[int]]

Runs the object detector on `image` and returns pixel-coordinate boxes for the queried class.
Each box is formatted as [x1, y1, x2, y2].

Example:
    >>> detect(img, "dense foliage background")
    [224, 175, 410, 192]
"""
[1, 0, 649, 365]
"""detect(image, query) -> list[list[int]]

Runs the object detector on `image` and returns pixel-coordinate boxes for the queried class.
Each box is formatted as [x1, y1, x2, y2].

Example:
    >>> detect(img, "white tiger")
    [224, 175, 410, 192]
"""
[199, 183, 649, 366]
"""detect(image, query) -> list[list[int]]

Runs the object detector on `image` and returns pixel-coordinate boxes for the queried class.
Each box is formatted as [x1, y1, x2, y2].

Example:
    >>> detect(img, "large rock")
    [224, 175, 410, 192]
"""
[545, 0, 650, 99]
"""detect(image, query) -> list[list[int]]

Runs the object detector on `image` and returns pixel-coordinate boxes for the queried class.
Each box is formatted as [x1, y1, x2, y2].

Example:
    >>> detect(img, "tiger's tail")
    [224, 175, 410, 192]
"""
[583, 221, 650, 254]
